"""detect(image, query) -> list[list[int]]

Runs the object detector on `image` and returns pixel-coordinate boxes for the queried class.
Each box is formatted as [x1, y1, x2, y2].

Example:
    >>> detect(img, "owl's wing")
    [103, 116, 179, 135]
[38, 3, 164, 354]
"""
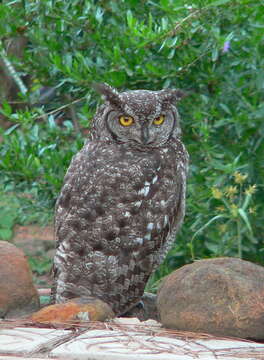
[54, 150, 87, 244]
[51, 143, 96, 301]
[153, 158, 188, 270]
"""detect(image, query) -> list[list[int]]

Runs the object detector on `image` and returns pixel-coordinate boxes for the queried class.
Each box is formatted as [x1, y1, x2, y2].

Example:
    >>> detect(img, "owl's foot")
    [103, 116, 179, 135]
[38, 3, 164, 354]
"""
[123, 293, 158, 321]
[30, 297, 115, 324]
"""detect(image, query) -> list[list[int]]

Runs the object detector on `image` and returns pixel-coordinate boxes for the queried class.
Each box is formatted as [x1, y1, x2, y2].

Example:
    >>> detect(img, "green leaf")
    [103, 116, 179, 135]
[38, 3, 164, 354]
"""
[219, 103, 231, 115]
[212, 47, 219, 62]
[0, 213, 16, 228]
[192, 215, 226, 240]
[242, 194, 252, 211]
[4, 124, 20, 135]
[238, 208, 253, 234]
[127, 10, 134, 28]
[166, 36, 178, 48]
[95, 7, 104, 24]
[207, 0, 233, 7]
[40, 295, 51, 305]
[0, 228, 12, 240]
[0, 101, 12, 117]
[205, 242, 219, 253]
[168, 48, 175, 59]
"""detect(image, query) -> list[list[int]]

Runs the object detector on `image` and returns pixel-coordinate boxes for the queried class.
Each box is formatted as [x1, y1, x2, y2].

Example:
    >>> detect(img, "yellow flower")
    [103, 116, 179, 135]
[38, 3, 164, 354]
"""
[249, 206, 256, 214]
[233, 171, 248, 184]
[225, 186, 238, 198]
[212, 187, 223, 199]
[230, 204, 238, 217]
[245, 185, 257, 196]
[216, 206, 225, 212]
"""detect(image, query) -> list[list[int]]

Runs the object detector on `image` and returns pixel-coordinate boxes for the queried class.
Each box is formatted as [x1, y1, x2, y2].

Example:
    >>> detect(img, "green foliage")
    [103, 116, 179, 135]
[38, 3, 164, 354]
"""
[0, 117, 84, 200]
[28, 255, 52, 276]
[190, 172, 257, 259]
[39, 295, 51, 306]
[0, 0, 263, 278]
[0, 207, 16, 240]
[0, 189, 18, 240]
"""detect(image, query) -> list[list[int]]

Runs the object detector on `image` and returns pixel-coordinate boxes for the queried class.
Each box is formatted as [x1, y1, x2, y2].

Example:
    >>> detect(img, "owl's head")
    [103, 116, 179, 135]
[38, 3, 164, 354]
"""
[92, 83, 185, 147]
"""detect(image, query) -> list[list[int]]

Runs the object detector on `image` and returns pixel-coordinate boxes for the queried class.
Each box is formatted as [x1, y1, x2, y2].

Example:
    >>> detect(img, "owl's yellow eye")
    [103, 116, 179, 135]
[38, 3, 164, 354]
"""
[153, 115, 165, 125]
[119, 115, 134, 127]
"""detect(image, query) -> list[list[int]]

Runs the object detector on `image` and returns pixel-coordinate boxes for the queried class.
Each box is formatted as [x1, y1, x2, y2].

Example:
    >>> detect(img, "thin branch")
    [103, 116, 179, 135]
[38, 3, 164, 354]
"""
[141, 9, 202, 49]
[34, 96, 87, 120]
[65, 94, 81, 133]
[0, 40, 28, 95]
[165, 9, 201, 39]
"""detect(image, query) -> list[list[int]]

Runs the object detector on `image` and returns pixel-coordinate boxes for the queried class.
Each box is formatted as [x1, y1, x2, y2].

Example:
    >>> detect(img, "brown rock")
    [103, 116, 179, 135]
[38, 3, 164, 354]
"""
[157, 257, 264, 340]
[0, 241, 40, 318]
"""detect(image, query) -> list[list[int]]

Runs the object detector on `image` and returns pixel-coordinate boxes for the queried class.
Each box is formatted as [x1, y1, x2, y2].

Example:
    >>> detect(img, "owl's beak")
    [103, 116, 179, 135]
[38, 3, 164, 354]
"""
[141, 126, 149, 144]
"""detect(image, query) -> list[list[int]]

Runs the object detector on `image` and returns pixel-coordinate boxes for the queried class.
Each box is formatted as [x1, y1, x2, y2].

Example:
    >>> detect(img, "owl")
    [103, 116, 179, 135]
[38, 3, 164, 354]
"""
[51, 83, 189, 316]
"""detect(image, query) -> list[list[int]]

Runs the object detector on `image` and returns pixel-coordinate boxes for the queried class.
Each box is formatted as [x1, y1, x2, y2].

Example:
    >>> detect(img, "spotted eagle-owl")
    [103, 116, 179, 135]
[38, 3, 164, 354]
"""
[51, 83, 189, 316]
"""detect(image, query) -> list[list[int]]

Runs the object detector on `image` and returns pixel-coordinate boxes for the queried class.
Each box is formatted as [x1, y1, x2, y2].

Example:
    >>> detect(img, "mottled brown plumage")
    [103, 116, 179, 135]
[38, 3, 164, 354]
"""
[51, 83, 188, 315]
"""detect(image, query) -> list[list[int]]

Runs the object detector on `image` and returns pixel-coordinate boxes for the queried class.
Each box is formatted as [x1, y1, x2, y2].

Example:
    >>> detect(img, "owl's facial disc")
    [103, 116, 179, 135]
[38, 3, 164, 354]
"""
[106, 108, 177, 147]
[106, 110, 174, 147]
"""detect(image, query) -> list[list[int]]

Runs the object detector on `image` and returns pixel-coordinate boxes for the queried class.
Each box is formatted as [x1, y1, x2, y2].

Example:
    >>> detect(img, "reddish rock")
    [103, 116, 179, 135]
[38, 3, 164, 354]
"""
[157, 257, 264, 340]
[0, 241, 40, 318]
[31, 297, 114, 324]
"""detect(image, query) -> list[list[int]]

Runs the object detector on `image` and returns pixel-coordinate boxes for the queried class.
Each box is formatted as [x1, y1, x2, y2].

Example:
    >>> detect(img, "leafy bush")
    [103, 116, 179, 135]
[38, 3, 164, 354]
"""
[0, 206, 16, 240]
[0, 0, 263, 277]
[0, 117, 83, 197]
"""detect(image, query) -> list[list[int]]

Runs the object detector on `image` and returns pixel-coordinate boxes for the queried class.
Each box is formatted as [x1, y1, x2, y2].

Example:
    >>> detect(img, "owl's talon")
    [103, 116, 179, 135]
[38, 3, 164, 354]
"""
[136, 300, 145, 309]
[30, 297, 114, 324]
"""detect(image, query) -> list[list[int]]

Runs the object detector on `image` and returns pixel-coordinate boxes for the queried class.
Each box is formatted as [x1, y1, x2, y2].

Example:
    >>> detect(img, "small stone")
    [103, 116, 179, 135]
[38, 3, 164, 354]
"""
[0, 241, 40, 318]
[141, 319, 161, 327]
[31, 296, 114, 324]
[157, 257, 264, 340]
[112, 317, 141, 325]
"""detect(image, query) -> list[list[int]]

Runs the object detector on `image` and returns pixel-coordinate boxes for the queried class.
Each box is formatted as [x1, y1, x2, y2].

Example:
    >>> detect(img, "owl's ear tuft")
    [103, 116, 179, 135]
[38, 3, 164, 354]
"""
[160, 89, 186, 103]
[93, 83, 122, 108]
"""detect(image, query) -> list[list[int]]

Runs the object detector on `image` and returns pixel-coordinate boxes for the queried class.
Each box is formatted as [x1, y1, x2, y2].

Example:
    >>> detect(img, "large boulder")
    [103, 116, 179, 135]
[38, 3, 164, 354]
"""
[0, 241, 40, 318]
[157, 257, 264, 340]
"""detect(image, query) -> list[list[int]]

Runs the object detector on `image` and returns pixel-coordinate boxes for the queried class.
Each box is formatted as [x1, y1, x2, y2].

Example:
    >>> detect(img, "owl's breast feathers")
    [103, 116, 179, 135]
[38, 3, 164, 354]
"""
[53, 138, 188, 313]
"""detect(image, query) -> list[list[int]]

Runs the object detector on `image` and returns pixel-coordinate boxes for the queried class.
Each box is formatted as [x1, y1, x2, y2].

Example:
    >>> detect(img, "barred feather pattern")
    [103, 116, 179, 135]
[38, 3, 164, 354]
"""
[51, 84, 188, 315]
